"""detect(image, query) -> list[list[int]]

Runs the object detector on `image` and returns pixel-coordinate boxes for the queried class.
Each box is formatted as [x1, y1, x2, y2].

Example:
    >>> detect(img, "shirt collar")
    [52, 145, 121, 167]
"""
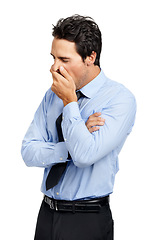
[80, 69, 107, 99]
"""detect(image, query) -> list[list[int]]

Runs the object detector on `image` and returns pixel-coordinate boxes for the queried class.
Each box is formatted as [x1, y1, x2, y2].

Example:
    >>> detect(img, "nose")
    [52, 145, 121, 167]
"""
[51, 59, 61, 72]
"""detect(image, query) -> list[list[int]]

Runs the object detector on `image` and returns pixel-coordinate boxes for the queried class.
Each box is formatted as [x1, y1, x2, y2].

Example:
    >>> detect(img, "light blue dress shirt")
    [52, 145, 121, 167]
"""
[21, 70, 136, 200]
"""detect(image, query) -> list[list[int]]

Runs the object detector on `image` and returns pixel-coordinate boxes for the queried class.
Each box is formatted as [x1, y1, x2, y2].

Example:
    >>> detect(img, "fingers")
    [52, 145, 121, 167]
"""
[50, 65, 72, 82]
[91, 112, 101, 117]
[88, 126, 100, 133]
[86, 118, 105, 129]
[50, 67, 71, 92]
[50, 69, 65, 82]
[50, 66, 76, 91]
[85, 112, 105, 133]
[50, 66, 77, 104]
[88, 112, 105, 121]
[87, 113, 105, 127]
[59, 66, 72, 81]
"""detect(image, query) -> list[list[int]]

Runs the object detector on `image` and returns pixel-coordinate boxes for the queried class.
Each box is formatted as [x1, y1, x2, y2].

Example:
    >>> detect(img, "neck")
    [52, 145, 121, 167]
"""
[89, 65, 101, 81]
[78, 65, 101, 89]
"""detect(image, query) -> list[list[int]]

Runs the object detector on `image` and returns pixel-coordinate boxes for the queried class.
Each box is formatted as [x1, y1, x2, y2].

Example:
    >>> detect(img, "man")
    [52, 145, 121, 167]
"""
[21, 15, 136, 240]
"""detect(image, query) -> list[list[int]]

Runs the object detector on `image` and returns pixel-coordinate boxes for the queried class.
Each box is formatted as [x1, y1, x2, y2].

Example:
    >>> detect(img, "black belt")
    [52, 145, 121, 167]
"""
[44, 195, 109, 213]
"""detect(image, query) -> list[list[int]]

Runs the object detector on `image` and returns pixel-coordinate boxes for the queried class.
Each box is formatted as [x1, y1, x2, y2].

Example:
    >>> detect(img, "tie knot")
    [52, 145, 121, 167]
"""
[76, 90, 84, 100]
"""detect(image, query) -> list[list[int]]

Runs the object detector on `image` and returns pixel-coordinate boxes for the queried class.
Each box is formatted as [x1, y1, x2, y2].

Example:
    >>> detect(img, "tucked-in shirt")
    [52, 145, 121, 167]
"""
[21, 70, 136, 200]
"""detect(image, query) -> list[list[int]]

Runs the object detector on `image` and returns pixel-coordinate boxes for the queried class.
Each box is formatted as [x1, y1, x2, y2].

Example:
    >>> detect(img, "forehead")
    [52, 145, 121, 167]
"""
[51, 38, 78, 57]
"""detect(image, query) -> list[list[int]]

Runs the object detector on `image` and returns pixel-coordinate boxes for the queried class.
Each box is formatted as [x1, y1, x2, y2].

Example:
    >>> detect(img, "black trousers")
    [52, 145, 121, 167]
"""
[34, 199, 114, 240]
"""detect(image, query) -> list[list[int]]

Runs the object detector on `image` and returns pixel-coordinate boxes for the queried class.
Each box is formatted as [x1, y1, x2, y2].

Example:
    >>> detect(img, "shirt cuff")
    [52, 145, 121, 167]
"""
[54, 142, 69, 163]
[62, 102, 81, 121]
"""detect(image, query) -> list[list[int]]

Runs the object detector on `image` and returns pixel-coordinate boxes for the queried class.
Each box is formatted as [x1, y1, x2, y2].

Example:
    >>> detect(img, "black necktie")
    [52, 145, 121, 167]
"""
[46, 91, 84, 190]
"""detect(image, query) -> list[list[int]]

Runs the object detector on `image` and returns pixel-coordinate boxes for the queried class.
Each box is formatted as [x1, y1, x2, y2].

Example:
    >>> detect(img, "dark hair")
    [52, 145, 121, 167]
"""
[52, 15, 102, 67]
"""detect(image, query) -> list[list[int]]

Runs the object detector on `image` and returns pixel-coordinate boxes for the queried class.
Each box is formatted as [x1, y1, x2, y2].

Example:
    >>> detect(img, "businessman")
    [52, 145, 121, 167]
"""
[21, 14, 136, 240]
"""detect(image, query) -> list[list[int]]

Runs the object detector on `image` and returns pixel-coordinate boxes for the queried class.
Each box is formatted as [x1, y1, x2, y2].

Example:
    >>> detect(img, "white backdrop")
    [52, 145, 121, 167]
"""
[0, 0, 160, 239]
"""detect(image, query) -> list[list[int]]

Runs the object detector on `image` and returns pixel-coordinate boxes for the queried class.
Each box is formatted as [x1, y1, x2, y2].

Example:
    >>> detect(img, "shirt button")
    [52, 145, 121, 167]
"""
[60, 157, 63, 161]
[62, 116, 64, 120]
[64, 138, 67, 141]
[56, 192, 59, 195]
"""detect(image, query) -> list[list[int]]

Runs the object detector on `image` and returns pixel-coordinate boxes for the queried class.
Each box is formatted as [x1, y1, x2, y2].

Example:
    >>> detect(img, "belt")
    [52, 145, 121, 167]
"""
[44, 195, 109, 213]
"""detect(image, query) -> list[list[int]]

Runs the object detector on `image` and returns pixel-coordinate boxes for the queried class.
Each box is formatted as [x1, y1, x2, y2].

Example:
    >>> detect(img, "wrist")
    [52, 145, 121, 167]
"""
[63, 99, 77, 107]
[63, 94, 77, 107]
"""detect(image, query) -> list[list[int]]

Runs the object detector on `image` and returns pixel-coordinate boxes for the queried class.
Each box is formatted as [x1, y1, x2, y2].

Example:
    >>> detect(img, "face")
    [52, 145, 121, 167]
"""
[51, 38, 89, 89]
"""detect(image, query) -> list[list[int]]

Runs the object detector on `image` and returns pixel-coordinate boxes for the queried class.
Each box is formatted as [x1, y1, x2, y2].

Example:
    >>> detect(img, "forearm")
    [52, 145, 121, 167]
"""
[21, 140, 68, 167]
[62, 109, 108, 167]
[21, 113, 68, 168]
[62, 98, 136, 168]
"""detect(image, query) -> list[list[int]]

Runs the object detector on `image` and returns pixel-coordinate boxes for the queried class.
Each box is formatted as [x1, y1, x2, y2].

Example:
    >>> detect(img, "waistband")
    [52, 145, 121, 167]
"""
[44, 195, 110, 213]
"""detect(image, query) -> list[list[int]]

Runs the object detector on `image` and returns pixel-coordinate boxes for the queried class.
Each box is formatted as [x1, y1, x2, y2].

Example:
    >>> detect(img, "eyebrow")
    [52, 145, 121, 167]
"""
[50, 53, 70, 60]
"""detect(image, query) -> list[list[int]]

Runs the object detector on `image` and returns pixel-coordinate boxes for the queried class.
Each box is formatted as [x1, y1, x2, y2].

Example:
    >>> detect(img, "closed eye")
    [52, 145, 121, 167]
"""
[50, 53, 70, 63]
[59, 57, 70, 63]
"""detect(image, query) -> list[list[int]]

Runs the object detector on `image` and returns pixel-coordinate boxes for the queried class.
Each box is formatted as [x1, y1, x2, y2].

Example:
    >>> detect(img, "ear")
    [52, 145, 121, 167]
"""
[85, 51, 97, 66]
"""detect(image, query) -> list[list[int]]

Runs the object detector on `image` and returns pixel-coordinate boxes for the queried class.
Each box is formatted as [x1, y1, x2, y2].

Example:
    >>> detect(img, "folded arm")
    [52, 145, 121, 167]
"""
[62, 94, 136, 168]
[21, 92, 103, 168]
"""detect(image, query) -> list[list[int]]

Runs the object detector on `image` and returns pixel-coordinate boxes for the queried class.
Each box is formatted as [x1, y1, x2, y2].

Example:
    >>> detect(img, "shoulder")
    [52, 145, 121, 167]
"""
[102, 74, 136, 104]
[96, 73, 136, 114]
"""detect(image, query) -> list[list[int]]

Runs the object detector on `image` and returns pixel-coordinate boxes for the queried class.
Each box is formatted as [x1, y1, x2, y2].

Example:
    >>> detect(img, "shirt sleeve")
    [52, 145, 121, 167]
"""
[21, 91, 68, 168]
[62, 91, 136, 168]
